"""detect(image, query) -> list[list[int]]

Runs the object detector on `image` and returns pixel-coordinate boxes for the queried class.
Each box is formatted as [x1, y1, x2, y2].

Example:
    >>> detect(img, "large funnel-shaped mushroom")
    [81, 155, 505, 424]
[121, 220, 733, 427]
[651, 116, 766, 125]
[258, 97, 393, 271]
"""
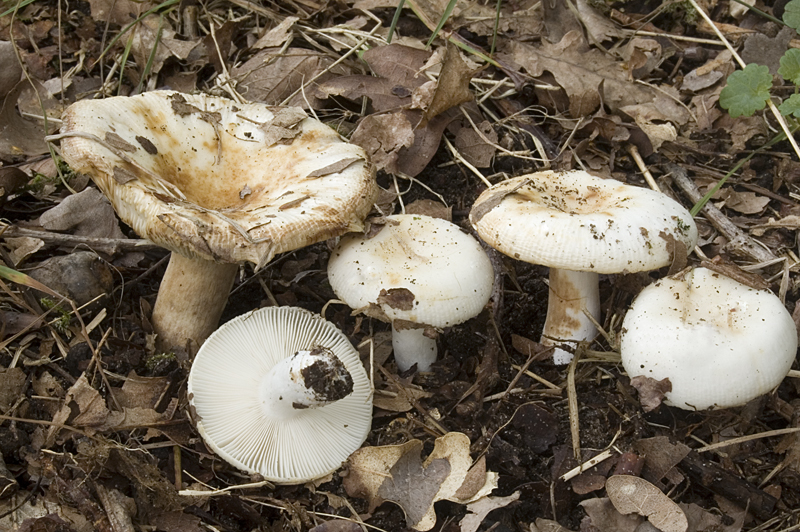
[57, 91, 377, 350]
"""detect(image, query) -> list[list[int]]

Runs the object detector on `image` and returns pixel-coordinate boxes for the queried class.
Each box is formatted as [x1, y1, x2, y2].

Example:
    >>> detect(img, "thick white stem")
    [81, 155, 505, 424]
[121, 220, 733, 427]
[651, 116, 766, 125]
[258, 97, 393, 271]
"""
[152, 252, 238, 352]
[260, 346, 353, 419]
[541, 269, 601, 365]
[392, 323, 437, 372]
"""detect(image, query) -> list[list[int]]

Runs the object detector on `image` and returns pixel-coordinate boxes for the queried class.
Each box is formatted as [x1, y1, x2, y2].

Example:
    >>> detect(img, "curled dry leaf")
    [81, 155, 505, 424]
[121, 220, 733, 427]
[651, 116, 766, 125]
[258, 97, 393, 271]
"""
[343, 432, 496, 531]
[606, 475, 688, 532]
[350, 112, 415, 174]
[630, 375, 672, 413]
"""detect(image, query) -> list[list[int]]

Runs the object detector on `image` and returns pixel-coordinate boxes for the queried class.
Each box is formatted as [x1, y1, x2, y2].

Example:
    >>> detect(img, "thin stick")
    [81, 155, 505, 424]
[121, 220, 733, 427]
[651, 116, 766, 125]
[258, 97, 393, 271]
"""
[567, 350, 581, 462]
[696, 427, 800, 453]
[627, 145, 660, 192]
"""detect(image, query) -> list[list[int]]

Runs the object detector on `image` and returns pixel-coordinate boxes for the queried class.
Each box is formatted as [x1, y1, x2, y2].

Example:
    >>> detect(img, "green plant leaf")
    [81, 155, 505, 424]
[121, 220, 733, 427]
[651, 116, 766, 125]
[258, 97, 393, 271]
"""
[779, 49, 800, 84]
[719, 64, 773, 118]
[780, 93, 800, 117]
[784, 0, 800, 30]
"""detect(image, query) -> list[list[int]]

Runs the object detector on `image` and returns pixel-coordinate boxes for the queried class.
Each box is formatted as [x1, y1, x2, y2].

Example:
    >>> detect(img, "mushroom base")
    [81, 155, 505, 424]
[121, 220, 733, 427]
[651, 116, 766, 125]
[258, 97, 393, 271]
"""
[392, 324, 437, 373]
[260, 347, 354, 419]
[541, 269, 601, 365]
[152, 253, 238, 352]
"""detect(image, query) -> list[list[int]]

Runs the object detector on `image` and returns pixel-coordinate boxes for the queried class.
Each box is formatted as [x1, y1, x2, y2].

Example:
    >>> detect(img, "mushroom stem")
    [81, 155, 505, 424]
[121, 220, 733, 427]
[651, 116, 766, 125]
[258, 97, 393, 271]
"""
[392, 323, 437, 372]
[152, 253, 238, 351]
[260, 346, 354, 419]
[541, 269, 601, 365]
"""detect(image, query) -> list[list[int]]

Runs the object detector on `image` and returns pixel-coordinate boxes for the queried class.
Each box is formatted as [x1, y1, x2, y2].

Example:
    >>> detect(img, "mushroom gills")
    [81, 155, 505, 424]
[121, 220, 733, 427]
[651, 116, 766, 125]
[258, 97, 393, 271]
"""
[260, 346, 354, 418]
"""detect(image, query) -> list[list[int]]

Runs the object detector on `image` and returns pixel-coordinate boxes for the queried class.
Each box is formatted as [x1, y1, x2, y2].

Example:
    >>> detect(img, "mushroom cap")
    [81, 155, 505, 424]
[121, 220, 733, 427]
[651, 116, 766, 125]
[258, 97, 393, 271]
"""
[187, 306, 372, 483]
[620, 268, 798, 410]
[327, 214, 494, 327]
[469, 171, 698, 274]
[59, 91, 377, 268]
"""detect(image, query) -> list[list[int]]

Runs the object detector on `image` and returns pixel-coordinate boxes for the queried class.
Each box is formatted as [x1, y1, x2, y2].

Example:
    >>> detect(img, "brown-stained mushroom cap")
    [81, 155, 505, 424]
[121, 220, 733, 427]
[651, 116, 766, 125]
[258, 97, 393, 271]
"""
[58, 91, 377, 270]
[55, 91, 377, 350]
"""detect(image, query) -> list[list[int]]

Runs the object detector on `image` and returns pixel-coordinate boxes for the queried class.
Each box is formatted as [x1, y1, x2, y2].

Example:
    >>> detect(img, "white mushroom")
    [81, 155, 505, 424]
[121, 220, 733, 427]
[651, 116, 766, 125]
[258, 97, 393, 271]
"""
[620, 267, 797, 410]
[56, 91, 377, 350]
[470, 171, 698, 364]
[187, 306, 372, 483]
[327, 214, 494, 372]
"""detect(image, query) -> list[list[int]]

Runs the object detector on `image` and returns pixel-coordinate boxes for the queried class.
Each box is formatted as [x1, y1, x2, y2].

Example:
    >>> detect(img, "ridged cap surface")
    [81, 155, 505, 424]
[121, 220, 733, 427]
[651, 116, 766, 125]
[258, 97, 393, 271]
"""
[469, 171, 698, 274]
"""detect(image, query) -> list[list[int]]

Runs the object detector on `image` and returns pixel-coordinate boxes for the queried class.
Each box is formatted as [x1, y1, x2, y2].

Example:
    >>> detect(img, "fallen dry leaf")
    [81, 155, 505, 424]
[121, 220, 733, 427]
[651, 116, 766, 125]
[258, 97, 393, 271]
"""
[0, 41, 22, 97]
[0, 83, 49, 160]
[453, 119, 497, 168]
[86, 0, 155, 26]
[39, 187, 126, 239]
[579, 497, 642, 532]
[373, 381, 432, 412]
[499, 31, 658, 117]
[232, 48, 351, 107]
[633, 436, 690, 485]
[350, 112, 415, 174]
[630, 375, 672, 413]
[419, 42, 474, 126]
[606, 475, 688, 532]
[459, 491, 519, 532]
[131, 16, 200, 78]
[716, 188, 770, 214]
[253, 17, 299, 49]
[680, 502, 744, 532]
[344, 432, 495, 530]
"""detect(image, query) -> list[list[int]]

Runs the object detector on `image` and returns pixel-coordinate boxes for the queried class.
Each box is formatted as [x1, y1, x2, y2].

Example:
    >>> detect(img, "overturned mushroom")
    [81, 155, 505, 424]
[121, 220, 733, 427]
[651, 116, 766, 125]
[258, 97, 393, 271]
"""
[56, 91, 377, 350]
[188, 306, 372, 483]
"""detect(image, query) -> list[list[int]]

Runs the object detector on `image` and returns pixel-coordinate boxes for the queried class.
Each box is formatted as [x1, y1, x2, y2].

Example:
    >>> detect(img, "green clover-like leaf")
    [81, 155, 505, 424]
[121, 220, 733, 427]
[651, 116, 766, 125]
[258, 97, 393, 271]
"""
[780, 93, 800, 117]
[719, 64, 773, 118]
[784, 0, 800, 30]
[779, 49, 800, 85]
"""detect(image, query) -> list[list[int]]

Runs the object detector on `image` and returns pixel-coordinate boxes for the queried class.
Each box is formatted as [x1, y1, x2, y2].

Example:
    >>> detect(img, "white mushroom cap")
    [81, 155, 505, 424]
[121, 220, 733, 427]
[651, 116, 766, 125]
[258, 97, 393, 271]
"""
[470, 170, 698, 364]
[620, 267, 798, 410]
[187, 306, 372, 483]
[469, 171, 698, 274]
[327, 214, 494, 371]
[59, 90, 377, 268]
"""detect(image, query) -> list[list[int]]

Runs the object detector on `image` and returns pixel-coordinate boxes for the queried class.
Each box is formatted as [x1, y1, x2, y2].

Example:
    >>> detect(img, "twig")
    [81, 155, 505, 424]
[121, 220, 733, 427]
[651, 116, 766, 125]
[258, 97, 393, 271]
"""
[0, 226, 156, 255]
[567, 349, 581, 462]
[667, 163, 776, 263]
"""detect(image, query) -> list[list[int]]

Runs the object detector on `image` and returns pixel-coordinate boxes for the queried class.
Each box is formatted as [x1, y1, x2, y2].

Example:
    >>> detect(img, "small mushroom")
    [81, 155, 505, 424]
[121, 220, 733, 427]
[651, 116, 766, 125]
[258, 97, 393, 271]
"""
[187, 306, 372, 483]
[56, 91, 377, 350]
[620, 267, 797, 410]
[327, 214, 494, 372]
[470, 171, 698, 364]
